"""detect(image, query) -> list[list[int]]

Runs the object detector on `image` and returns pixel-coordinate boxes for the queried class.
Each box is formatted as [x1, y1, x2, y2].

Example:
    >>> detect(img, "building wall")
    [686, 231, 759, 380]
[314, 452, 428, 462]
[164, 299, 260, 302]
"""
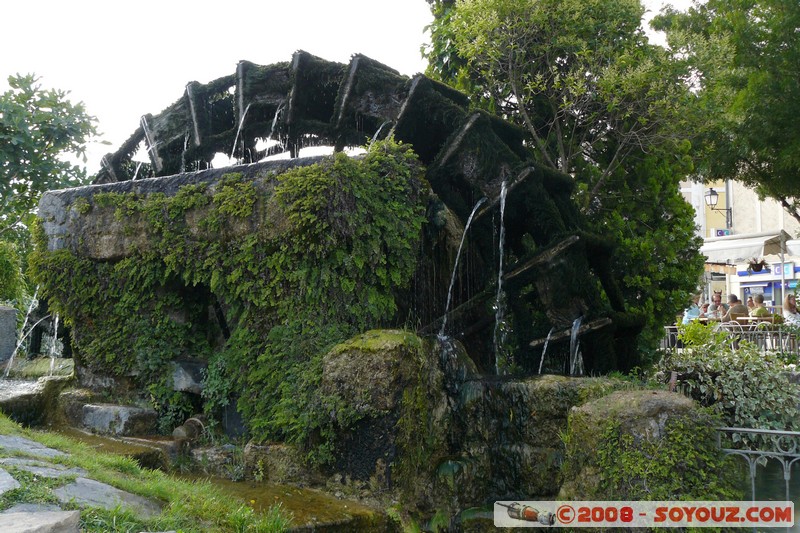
[730, 181, 800, 237]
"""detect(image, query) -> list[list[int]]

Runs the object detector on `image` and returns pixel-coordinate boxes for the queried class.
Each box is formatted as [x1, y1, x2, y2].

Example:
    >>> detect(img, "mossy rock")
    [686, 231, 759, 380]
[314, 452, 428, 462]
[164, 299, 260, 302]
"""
[559, 390, 743, 501]
[322, 329, 423, 415]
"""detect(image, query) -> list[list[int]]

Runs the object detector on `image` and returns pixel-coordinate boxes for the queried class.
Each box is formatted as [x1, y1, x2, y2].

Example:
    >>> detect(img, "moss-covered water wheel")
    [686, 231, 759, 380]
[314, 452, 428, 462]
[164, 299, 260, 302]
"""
[86, 51, 643, 375]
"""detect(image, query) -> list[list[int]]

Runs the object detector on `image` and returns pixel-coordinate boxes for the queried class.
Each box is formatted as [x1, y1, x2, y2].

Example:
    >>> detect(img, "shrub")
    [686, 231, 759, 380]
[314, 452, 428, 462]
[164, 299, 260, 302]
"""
[658, 321, 800, 446]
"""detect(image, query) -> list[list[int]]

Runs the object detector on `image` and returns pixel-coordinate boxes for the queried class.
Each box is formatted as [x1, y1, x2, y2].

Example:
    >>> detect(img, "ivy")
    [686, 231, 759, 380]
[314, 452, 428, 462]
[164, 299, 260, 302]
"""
[595, 415, 741, 501]
[659, 322, 800, 447]
[29, 138, 428, 448]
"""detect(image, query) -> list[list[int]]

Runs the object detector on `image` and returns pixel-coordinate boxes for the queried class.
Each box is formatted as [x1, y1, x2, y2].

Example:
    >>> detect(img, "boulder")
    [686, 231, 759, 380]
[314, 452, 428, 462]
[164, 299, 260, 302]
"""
[319, 330, 452, 489]
[171, 359, 206, 394]
[243, 442, 320, 485]
[81, 404, 157, 436]
[559, 390, 739, 500]
[53, 477, 162, 518]
[0, 468, 20, 495]
[0, 511, 80, 532]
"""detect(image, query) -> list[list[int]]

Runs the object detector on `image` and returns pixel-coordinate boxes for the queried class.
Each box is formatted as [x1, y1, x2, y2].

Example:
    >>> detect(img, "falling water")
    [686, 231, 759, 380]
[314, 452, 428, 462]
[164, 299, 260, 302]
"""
[538, 327, 555, 375]
[49, 314, 59, 375]
[180, 133, 190, 173]
[368, 121, 392, 149]
[4, 289, 39, 377]
[131, 161, 143, 181]
[493, 181, 509, 375]
[440, 197, 488, 337]
[569, 316, 584, 376]
[230, 103, 252, 160]
[5, 314, 51, 378]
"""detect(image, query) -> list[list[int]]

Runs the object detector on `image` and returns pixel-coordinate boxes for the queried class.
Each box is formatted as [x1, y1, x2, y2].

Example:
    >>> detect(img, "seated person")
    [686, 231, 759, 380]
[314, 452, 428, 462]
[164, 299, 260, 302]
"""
[783, 294, 800, 326]
[721, 294, 748, 322]
[682, 294, 702, 324]
[749, 294, 770, 317]
[707, 292, 728, 318]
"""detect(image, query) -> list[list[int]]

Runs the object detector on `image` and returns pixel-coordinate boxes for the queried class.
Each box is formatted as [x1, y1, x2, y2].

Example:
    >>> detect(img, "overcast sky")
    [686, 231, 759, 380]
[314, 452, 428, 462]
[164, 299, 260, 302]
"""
[1, 0, 690, 175]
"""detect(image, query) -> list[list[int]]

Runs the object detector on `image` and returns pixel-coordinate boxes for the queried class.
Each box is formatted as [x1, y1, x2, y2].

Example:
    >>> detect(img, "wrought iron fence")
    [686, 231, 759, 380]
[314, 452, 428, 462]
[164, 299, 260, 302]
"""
[662, 323, 799, 358]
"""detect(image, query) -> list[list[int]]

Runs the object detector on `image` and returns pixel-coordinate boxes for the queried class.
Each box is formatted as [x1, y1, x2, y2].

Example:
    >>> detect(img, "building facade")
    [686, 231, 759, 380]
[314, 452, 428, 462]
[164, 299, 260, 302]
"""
[681, 179, 800, 310]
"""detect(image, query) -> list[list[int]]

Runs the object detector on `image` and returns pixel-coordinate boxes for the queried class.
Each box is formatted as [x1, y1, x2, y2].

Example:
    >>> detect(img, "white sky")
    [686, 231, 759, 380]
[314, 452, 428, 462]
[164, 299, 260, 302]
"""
[0, 0, 691, 175]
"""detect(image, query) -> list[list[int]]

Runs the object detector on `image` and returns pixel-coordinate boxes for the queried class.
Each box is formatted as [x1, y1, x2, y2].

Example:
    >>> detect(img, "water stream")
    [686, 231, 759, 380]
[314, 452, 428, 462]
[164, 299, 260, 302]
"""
[569, 316, 584, 376]
[440, 197, 487, 337]
[131, 161, 144, 181]
[493, 180, 509, 375]
[4, 289, 39, 378]
[538, 327, 555, 375]
[230, 103, 252, 160]
[49, 314, 59, 376]
[368, 120, 392, 149]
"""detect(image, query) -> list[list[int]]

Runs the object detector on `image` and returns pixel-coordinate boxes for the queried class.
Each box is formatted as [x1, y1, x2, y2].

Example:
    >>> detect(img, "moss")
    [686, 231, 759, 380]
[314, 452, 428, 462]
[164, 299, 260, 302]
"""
[560, 391, 743, 501]
[31, 139, 428, 449]
[329, 329, 422, 356]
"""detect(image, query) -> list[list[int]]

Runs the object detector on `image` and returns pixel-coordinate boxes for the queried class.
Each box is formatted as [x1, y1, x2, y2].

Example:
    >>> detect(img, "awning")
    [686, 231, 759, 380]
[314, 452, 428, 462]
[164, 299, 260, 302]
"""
[700, 230, 790, 264]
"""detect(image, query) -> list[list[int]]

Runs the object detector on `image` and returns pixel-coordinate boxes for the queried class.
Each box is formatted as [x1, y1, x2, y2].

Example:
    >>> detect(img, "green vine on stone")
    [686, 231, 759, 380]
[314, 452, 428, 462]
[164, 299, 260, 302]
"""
[29, 138, 429, 451]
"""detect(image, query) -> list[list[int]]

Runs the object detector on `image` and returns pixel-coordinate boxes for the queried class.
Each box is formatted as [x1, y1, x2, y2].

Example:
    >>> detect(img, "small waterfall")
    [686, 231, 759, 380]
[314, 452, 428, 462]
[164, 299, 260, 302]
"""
[229, 102, 252, 160]
[269, 102, 285, 140]
[538, 327, 555, 374]
[48, 314, 60, 375]
[440, 197, 487, 337]
[140, 116, 160, 172]
[569, 316, 585, 376]
[436, 334, 467, 396]
[131, 161, 144, 181]
[493, 180, 509, 375]
[4, 289, 39, 377]
[5, 314, 51, 378]
[368, 121, 392, 149]
[180, 133, 190, 173]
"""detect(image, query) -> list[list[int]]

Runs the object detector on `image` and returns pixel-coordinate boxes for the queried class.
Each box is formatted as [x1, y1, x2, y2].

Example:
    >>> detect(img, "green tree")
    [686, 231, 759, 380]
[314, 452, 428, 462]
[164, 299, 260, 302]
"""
[654, 0, 800, 223]
[0, 74, 99, 249]
[424, 0, 704, 354]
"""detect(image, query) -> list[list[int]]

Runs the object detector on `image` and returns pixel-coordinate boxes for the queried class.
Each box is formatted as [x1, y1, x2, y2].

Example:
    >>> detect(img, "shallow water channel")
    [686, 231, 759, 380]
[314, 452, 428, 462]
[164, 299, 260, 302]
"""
[52, 427, 383, 529]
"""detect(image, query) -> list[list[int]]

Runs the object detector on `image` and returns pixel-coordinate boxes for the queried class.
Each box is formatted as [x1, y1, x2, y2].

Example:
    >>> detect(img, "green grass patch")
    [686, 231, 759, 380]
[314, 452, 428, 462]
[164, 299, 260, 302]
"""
[0, 414, 292, 532]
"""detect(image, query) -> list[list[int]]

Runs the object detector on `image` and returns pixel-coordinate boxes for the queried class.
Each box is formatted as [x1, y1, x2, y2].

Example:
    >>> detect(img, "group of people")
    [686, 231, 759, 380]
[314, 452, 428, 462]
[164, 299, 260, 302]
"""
[682, 290, 800, 325]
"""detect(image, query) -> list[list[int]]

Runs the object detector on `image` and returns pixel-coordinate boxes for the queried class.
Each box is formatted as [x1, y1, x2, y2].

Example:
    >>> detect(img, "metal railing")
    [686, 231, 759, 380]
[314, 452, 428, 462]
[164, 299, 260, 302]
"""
[718, 427, 800, 504]
[662, 323, 799, 358]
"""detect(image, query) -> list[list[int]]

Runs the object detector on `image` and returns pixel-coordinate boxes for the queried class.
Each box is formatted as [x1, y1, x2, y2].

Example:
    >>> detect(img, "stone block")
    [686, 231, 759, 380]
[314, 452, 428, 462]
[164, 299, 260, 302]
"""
[171, 359, 206, 394]
[82, 404, 157, 436]
[54, 477, 161, 518]
[0, 510, 80, 532]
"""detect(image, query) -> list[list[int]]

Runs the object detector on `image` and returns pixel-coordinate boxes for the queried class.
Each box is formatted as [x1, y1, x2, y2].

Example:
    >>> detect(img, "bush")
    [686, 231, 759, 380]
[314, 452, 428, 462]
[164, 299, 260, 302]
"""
[658, 321, 800, 446]
[0, 240, 24, 304]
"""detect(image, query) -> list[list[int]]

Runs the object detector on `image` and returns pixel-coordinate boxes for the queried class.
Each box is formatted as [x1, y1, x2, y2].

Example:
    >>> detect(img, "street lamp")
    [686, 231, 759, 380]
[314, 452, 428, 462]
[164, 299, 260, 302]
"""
[704, 188, 732, 228]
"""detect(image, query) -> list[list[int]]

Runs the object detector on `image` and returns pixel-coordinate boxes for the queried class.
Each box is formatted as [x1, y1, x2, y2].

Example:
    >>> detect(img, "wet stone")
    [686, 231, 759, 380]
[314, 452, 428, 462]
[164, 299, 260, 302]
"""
[2, 503, 63, 514]
[0, 468, 20, 495]
[0, 510, 80, 532]
[81, 404, 157, 436]
[0, 435, 66, 458]
[53, 477, 162, 518]
[0, 457, 88, 478]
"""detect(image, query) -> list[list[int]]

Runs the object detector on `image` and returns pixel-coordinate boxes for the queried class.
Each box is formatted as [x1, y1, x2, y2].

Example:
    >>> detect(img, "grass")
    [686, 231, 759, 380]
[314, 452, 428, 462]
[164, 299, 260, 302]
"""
[0, 414, 293, 532]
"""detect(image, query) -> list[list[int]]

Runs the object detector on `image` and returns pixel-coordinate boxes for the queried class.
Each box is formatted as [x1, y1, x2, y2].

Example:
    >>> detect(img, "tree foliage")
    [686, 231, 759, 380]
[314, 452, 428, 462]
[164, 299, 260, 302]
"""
[654, 0, 800, 223]
[0, 74, 99, 248]
[424, 0, 704, 354]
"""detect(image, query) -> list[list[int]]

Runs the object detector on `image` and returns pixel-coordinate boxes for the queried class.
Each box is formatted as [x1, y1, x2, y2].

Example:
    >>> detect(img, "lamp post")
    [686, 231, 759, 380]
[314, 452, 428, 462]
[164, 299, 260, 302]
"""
[704, 188, 732, 229]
